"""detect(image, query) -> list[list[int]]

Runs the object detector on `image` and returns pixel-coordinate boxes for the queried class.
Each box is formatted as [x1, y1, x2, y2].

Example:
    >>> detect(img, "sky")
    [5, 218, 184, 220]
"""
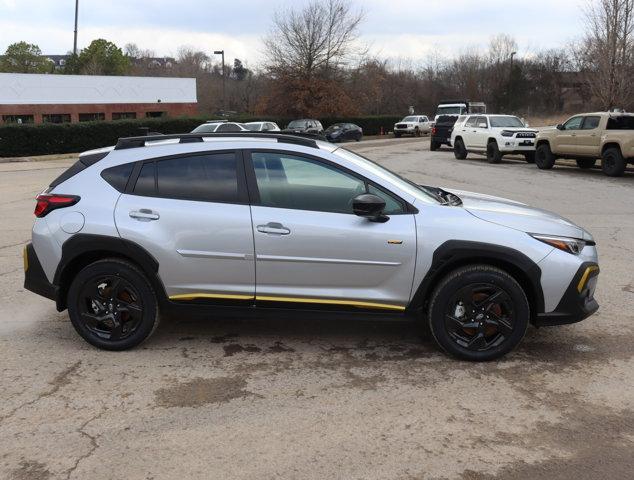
[0, 0, 586, 67]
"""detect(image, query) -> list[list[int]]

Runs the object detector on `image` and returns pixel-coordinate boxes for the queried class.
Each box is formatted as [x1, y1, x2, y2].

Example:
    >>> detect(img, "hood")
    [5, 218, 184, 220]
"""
[446, 189, 585, 239]
[495, 127, 538, 133]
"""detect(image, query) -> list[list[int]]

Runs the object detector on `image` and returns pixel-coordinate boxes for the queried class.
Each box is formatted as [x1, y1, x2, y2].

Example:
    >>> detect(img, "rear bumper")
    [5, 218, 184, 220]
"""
[24, 243, 59, 303]
[535, 262, 600, 326]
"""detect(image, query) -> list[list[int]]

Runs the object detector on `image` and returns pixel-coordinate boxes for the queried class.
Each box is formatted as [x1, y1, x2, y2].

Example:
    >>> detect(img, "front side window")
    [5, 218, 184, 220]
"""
[134, 153, 239, 203]
[252, 152, 403, 215]
[563, 116, 583, 130]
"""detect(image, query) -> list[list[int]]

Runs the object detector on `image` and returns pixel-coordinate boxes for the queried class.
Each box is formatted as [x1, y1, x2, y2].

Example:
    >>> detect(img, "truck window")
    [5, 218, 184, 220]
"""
[606, 116, 634, 130]
[581, 116, 601, 130]
[563, 116, 583, 130]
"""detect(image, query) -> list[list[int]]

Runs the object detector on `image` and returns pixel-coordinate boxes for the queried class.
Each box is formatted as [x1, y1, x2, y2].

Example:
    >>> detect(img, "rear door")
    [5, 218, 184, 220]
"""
[576, 116, 602, 157]
[462, 116, 479, 148]
[114, 151, 256, 302]
[472, 116, 489, 150]
[245, 150, 417, 311]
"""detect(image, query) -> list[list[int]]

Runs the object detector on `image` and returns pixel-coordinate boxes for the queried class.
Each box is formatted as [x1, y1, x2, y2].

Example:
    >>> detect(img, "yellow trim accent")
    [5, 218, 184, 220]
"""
[169, 293, 255, 301]
[23, 246, 29, 272]
[577, 265, 599, 293]
[256, 295, 406, 311]
[387, 240, 403, 245]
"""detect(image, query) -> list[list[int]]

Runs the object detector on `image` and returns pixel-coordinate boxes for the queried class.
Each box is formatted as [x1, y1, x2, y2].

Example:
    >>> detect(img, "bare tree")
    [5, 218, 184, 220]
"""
[575, 0, 634, 109]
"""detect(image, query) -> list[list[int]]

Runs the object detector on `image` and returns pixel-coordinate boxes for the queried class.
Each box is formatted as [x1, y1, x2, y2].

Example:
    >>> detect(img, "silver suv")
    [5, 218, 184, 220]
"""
[24, 133, 600, 361]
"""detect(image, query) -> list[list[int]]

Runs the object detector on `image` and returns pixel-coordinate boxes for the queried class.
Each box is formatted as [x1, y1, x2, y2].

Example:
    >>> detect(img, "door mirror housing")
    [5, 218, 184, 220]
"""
[352, 194, 387, 222]
[556, 123, 564, 130]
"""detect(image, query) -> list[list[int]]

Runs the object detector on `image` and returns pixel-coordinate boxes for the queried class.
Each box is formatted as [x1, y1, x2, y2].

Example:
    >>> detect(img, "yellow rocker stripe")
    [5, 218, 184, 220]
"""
[169, 293, 255, 301]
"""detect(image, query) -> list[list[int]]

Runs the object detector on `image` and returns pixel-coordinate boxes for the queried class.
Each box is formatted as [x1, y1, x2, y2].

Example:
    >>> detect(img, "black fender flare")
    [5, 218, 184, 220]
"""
[408, 240, 545, 317]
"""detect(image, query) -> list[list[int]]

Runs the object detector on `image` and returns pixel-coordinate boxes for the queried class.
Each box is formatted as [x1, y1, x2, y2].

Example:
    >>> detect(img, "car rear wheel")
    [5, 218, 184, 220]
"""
[601, 147, 627, 177]
[453, 138, 467, 159]
[576, 158, 596, 169]
[486, 141, 503, 163]
[535, 143, 556, 169]
[67, 258, 159, 351]
[428, 265, 529, 361]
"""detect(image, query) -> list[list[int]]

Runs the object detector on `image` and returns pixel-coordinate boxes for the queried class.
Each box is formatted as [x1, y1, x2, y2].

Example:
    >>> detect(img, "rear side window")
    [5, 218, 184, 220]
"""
[133, 152, 240, 203]
[101, 162, 134, 192]
[607, 116, 634, 130]
[465, 116, 478, 127]
[582, 116, 601, 130]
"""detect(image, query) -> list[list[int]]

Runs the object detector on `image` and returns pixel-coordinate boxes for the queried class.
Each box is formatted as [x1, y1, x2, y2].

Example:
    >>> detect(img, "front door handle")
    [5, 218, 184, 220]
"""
[257, 222, 290, 235]
[129, 209, 160, 221]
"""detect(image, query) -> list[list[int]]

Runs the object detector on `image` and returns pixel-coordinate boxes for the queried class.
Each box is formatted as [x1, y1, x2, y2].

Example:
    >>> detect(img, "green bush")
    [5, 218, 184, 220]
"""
[0, 115, 403, 157]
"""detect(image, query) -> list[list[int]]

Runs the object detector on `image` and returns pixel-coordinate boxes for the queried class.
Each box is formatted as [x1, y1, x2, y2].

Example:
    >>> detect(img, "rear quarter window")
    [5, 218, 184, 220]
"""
[607, 116, 634, 130]
[101, 162, 135, 192]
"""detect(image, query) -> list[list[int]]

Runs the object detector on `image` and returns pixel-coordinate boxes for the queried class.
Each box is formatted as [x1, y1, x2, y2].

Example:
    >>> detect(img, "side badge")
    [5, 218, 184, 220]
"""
[387, 240, 403, 245]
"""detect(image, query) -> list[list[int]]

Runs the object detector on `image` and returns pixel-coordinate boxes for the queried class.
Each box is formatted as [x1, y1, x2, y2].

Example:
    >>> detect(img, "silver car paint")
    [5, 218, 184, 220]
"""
[37, 137, 598, 314]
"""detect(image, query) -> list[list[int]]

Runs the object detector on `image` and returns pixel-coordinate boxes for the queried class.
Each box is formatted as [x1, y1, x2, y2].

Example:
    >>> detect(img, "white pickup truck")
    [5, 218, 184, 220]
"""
[393, 115, 432, 137]
[451, 114, 538, 163]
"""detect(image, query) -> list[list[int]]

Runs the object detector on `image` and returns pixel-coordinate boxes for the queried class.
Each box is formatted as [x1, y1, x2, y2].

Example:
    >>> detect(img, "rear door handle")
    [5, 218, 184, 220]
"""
[129, 209, 160, 221]
[257, 222, 290, 235]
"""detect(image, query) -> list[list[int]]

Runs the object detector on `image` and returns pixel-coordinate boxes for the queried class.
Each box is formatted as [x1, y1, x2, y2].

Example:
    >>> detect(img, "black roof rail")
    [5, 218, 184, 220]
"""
[114, 132, 321, 150]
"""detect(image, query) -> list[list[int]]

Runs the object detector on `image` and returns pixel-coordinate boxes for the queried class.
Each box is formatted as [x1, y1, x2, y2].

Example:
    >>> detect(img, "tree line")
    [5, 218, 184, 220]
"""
[1, 0, 632, 118]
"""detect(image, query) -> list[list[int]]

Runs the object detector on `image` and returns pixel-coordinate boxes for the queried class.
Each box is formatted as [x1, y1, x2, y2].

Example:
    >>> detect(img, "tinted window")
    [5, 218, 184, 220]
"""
[101, 162, 134, 192]
[253, 152, 365, 214]
[581, 116, 600, 130]
[217, 123, 242, 133]
[134, 162, 156, 196]
[606, 116, 634, 130]
[563, 116, 583, 130]
[156, 153, 238, 203]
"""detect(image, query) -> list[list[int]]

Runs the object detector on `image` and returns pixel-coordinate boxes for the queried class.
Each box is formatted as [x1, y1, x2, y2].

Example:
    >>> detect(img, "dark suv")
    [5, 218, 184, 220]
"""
[283, 119, 324, 135]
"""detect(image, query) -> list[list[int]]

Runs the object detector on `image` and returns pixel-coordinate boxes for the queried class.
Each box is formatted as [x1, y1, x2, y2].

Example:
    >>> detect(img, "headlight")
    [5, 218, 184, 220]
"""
[530, 234, 587, 254]
[501, 130, 515, 137]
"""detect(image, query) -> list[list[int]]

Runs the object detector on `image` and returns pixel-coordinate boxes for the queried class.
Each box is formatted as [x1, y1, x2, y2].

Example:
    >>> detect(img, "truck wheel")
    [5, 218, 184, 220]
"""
[486, 141, 503, 163]
[415, 127, 421, 137]
[601, 148, 626, 177]
[535, 143, 556, 169]
[524, 152, 535, 163]
[430, 140, 440, 151]
[394, 132, 401, 138]
[576, 158, 596, 169]
[427, 264, 529, 361]
[453, 138, 467, 159]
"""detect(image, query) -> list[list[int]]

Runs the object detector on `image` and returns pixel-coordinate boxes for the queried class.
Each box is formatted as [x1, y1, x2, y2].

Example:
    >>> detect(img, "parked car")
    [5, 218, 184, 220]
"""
[535, 112, 634, 176]
[324, 123, 363, 143]
[394, 116, 432, 137]
[430, 115, 459, 151]
[244, 121, 281, 132]
[191, 121, 249, 133]
[24, 131, 599, 361]
[434, 100, 487, 122]
[283, 119, 324, 134]
[451, 114, 538, 163]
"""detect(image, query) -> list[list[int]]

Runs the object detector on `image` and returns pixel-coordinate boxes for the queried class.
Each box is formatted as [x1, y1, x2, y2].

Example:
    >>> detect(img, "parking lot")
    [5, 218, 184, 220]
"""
[1, 137, 632, 479]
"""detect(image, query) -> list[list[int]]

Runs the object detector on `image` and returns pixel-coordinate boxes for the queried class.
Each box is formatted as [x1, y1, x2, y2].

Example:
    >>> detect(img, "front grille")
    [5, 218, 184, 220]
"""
[515, 132, 536, 138]
[396, 124, 408, 129]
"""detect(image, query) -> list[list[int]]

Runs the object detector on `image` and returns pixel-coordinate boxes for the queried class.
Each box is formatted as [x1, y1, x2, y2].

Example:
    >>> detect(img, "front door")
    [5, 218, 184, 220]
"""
[555, 116, 583, 156]
[114, 151, 256, 302]
[246, 150, 417, 311]
[576, 116, 602, 157]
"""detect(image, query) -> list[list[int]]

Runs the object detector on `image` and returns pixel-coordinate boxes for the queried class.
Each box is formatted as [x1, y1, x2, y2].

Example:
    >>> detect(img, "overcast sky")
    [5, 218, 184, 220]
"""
[0, 0, 585, 67]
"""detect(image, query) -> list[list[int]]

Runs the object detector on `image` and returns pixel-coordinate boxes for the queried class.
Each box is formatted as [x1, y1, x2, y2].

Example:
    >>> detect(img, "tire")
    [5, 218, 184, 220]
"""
[535, 143, 556, 169]
[486, 141, 503, 164]
[415, 128, 421, 137]
[430, 140, 440, 151]
[394, 132, 401, 138]
[67, 258, 159, 351]
[601, 147, 627, 177]
[524, 152, 536, 163]
[453, 138, 467, 159]
[427, 265, 530, 361]
[576, 158, 596, 169]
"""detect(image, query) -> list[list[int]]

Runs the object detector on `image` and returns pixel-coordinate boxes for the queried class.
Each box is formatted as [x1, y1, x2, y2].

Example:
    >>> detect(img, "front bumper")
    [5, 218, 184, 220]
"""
[535, 262, 599, 326]
[500, 139, 535, 152]
[24, 243, 59, 303]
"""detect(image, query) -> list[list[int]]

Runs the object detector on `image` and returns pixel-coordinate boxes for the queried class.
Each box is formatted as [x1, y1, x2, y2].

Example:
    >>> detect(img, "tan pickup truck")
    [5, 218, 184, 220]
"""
[535, 112, 634, 176]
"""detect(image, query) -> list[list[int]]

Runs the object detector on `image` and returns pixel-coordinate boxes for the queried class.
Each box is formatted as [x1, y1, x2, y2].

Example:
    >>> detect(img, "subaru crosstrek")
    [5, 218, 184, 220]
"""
[24, 133, 600, 361]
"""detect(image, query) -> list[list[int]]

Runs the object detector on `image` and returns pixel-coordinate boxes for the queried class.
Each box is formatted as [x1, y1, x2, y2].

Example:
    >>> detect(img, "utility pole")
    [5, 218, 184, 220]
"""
[73, 0, 79, 56]
[214, 50, 226, 113]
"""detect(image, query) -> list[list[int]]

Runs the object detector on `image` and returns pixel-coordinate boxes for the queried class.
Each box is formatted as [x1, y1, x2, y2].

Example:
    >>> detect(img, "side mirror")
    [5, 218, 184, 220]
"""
[352, 194, 387, 222]
[556, 124, 564, 130]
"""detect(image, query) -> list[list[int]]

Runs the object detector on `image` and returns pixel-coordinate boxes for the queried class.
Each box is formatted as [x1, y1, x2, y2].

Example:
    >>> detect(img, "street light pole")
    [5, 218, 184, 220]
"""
[73, 0, 79, 56]
[214, 50, 226, 113]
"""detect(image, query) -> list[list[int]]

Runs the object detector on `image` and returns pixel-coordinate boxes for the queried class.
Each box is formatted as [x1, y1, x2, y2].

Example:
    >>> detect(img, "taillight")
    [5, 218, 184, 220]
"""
[34, 194, 80, 218]
[431, 127, 437, 135]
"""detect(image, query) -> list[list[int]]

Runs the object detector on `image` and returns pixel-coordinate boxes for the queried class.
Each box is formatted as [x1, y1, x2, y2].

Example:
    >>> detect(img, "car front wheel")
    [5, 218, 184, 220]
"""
[428, 265, 529, 361]
[67, 258, 159, 351]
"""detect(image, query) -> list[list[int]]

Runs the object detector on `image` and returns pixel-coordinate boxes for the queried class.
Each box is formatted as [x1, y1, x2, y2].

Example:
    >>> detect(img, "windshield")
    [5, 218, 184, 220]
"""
[333, 148, 442, 204]
[489, 116, 525, 128]
[244, 123, 261, 131]
[287, 120, 306, 128]
[192, 123, 218, 133]
[326, 124, 342, 131]
[402, 116, 418, 122]
[436, 106, 463, 115]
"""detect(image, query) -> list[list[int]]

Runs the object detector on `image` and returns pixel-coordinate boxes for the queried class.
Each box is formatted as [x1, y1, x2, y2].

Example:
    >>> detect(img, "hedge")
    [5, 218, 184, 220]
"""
[0, 115, 403, 158]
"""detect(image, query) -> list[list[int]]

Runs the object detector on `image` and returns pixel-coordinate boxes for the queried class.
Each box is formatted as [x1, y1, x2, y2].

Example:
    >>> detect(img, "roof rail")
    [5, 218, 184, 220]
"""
[114, 132, 322, 150]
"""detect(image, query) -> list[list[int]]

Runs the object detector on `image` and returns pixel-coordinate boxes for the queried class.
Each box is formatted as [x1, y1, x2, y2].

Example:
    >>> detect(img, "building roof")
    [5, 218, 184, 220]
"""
[0, 73, 197, 105]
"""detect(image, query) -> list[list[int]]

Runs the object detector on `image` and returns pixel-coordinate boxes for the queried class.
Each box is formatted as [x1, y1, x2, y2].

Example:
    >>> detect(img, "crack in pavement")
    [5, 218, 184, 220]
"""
[63, 407, 106, 480]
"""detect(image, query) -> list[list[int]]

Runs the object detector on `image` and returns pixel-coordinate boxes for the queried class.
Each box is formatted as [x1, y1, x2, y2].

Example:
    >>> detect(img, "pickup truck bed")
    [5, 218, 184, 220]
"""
[430, 115, 458, 151]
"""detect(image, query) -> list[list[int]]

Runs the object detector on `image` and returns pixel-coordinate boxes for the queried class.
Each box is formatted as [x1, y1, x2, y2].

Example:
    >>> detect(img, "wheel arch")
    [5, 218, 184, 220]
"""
[408, 241, 545, 321]
[601, 142, 622, 155]
[54, 234, 168, 311]
[536, 139, 550, 149]
[487, 137, 498, 145]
